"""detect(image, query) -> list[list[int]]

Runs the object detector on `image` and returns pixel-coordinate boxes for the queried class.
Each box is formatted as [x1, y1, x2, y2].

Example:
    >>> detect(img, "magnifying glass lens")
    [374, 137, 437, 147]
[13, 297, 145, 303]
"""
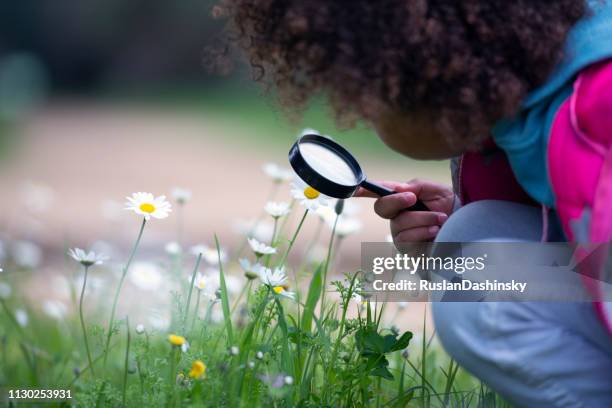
[299, 142, 360, 186]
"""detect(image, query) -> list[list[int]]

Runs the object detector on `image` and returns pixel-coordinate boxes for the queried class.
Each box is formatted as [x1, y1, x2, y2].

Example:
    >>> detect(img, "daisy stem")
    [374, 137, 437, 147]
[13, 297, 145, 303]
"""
[184, 253, 203, 330]
[122, 316, 131, 407]
[319, 213, 339, 313]
[277, 209, 308, 267]
[104, 218, 146, 367]
[78, 265, 95, 377]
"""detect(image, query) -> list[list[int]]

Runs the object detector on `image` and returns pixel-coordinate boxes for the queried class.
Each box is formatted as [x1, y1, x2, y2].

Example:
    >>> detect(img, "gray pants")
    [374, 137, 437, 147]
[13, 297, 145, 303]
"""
[432, 200, 612, 408]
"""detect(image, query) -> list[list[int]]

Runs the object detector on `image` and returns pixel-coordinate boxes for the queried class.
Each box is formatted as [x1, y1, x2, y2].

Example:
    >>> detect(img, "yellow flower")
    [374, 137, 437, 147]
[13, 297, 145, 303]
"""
[168, 334, 186, 346]
[189, 360, 207, 379]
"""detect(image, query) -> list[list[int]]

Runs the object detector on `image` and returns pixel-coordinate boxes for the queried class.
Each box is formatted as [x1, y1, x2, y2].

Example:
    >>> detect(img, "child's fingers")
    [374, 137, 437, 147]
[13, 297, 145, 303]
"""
[390, 211, 447, 236]
[374, 192, 418, 219]
[394, 225, 440, 243]
[353, 180, 415, 198]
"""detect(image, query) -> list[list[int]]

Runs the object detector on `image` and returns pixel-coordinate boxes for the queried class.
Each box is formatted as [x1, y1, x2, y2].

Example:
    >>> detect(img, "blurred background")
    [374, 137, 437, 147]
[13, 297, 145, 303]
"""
[0, 1, 449, 327]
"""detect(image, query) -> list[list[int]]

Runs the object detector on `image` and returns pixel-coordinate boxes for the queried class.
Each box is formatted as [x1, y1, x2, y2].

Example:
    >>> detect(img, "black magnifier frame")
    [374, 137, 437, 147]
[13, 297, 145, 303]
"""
[288, 134, 429, 211]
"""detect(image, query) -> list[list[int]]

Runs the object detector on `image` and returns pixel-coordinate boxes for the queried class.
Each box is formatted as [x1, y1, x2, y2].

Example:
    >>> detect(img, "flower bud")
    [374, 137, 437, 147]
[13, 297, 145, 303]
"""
[334, 199, 345, 215]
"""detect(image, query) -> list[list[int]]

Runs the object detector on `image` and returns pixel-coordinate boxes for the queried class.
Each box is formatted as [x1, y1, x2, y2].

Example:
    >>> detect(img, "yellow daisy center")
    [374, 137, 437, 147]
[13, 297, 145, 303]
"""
[139, 202, 156, 213]
[189, 360, 207, 378]
[168, 334, 186, 346]
[303, 186, 320, 200]
[273, 286, 284, 294]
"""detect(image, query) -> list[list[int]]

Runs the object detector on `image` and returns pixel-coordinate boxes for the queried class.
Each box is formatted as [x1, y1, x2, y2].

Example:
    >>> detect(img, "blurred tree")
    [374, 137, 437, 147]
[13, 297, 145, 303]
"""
[0, 0, 224, 92]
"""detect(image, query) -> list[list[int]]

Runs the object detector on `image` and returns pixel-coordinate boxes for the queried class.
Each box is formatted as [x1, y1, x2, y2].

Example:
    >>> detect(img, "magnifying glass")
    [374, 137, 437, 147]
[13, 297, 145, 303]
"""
[288, 134, 429, 211]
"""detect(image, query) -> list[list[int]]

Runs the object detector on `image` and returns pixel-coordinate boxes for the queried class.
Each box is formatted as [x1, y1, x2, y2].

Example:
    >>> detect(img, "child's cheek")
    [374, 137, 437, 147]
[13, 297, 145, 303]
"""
[372, 113, 462, 160]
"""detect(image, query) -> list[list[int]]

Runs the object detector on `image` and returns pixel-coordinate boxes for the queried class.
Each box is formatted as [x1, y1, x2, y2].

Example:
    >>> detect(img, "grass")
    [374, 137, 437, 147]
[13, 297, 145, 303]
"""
[0, 175, 509, 407]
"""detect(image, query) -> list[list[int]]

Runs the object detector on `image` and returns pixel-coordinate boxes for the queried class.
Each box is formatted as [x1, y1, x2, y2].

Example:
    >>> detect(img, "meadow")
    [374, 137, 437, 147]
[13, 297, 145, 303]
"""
[0, 158, 511, 407]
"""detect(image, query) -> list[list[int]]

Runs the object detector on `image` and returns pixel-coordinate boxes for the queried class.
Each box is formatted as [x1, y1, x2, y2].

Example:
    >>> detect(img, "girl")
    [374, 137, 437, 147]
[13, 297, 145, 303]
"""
[219, 1, 612, 406]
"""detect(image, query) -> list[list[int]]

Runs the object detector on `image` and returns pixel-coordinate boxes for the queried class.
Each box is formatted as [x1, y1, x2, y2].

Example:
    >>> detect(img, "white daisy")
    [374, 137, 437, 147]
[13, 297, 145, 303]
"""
[290, 179, 330, 211]
[258, 266, 288, 287]
[125, 192, 172, 220]
[272, 285, 296, 301]
[248, 238, 277, 257]
[203, 270, 242, 295]
[20, 181, 55, 213]
[42, 300, 67, 320]
[330, 217, 362, 237]
[239, 258, 263, 280]
[190, 245, 227, 265]
[148, 312, 170, 331]
[232, 218, 274, 242]
[171, 187, 192, 205]
[165, 241, 182, 255]
[191, 272, 216, 299]
[262, 163, 293, 183]
[129, 261, 163, 291]
[15, 308, 28, 327]
[12, 240, 42, 269]
[264, 201, 290, 219]
[192, 272, 208, 290]
[68, 248, 108, 267]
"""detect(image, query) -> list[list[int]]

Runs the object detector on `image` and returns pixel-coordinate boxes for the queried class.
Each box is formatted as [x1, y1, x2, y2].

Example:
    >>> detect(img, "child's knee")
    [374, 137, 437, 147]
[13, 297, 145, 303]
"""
[432, 302, 504, 370]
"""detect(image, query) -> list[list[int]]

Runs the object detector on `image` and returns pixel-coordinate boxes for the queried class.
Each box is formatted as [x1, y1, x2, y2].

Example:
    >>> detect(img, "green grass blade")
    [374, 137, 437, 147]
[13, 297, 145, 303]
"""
[215, 234, 233, 345]
[301, 262, 323, 333]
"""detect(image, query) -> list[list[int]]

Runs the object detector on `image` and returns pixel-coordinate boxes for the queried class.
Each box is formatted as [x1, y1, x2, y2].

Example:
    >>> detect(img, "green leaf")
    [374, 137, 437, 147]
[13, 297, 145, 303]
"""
[382, 334, 397, 353]
[301, 262, 323, 334]
[389, 331, 413, 352]
[355, 327, 386, 355]
[370, 365, 394, 380]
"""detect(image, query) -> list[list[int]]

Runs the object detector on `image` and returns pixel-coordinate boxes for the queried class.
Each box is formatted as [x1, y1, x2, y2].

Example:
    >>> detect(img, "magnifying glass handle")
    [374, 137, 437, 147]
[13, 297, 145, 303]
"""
[361, 180, 430, 211]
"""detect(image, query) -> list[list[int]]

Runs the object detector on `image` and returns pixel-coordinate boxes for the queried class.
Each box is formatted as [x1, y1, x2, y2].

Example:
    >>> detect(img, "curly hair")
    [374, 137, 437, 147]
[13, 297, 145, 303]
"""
[217, 0, 587, 148]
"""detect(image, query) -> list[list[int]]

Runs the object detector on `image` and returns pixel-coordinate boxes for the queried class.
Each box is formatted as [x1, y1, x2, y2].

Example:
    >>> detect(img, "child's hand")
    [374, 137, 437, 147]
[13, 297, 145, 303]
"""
[355, 179, 454, 243]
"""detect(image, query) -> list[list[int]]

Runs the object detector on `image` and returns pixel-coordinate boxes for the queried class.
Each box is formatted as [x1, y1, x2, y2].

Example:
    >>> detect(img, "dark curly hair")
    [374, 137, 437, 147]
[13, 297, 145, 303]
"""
[216, 0, 587, 148]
